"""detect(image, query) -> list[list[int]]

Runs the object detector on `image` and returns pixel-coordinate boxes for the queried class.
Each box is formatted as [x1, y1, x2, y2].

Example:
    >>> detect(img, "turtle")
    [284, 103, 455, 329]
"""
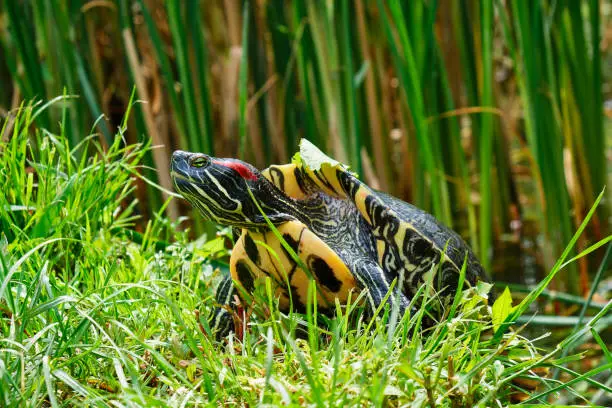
[170, 140, 493, 337]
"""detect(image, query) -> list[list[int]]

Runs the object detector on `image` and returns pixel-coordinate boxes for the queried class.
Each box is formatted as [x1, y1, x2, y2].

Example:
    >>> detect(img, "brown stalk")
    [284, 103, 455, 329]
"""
[360, 147, 380, 190]
[123, 28, 179, 220]
[1, 85, 21, 142]
[222, 47, 242, 155]
[356, 0, 388, 191]
[224, 0, 242, 47]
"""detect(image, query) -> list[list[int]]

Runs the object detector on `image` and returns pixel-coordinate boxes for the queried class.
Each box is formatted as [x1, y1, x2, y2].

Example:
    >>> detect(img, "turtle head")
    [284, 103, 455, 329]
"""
[171, 151, 294, 228]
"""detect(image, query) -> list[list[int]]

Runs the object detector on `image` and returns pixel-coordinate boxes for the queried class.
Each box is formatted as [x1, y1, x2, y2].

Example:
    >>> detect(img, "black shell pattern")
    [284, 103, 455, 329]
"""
[376, 191, 489, 288]
[334, 169, 493, 300]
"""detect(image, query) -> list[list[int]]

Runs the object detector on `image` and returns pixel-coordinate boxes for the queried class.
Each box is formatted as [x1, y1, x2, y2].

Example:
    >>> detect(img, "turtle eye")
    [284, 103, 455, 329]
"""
[189, 155, 210, 168]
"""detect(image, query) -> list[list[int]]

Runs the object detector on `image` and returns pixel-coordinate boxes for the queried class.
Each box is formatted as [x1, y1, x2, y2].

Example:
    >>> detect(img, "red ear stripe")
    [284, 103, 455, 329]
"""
[213, 160, 258, 181]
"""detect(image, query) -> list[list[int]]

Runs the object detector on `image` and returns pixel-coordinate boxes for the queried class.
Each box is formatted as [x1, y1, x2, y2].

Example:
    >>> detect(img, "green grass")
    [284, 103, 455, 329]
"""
[1, 104, 610, 406]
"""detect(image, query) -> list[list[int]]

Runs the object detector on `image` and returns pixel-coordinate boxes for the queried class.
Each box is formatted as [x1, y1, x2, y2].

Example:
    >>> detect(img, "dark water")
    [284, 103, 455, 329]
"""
[492, 220, 546, 289]
[450, 215, 546, 287]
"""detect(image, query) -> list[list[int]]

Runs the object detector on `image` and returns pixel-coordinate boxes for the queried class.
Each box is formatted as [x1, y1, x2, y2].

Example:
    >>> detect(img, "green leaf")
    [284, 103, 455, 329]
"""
[492, 287, 513, 332]
[353, 61, 370, 88]
[294, 138, 354, 175]
[194, 236, 229, 259]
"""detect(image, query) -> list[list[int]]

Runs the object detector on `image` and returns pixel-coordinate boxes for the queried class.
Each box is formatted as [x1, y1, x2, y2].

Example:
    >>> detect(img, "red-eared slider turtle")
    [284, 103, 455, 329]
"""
[171, 140, 493, 336]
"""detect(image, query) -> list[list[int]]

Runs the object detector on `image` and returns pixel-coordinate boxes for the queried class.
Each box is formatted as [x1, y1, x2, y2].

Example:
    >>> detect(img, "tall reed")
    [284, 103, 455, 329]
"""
[1, 0, 607, 293]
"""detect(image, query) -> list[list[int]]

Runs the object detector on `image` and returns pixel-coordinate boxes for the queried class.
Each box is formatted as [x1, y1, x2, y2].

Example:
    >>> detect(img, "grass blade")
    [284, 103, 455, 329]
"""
[238, 2, 250, 159]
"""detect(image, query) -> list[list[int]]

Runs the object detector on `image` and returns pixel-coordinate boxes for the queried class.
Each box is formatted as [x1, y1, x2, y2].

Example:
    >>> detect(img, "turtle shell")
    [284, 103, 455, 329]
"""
[277, 140, 492, 302]
[340, 169, 489, 298]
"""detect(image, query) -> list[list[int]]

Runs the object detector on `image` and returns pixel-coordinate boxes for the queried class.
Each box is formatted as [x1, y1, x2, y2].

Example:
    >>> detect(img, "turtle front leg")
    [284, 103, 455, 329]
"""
[210, 273, 235, 338]
[353, 260, 411, 317]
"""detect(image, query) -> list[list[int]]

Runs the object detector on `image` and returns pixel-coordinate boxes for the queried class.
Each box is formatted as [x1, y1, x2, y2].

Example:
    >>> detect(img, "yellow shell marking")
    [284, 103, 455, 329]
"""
[229, 230, 291, 308]
[352, 184, 372, 224]
[343, 172, 462, 288]
[301, 165, 347, 199]
[229, 221, 359, 311]
[261, 164, 308, 200]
